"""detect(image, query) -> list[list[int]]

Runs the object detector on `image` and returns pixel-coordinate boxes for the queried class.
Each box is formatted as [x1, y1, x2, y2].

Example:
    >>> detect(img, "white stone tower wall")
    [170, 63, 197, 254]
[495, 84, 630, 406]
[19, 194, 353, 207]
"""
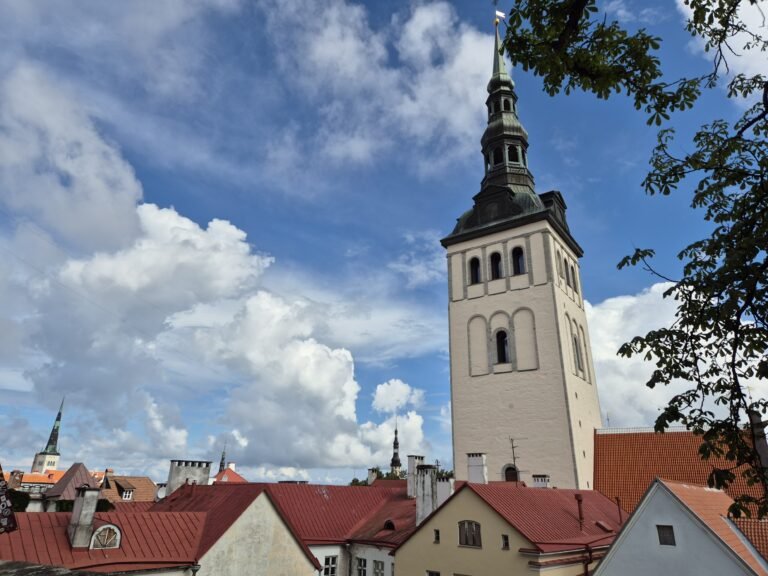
[448, 220, 600, 488]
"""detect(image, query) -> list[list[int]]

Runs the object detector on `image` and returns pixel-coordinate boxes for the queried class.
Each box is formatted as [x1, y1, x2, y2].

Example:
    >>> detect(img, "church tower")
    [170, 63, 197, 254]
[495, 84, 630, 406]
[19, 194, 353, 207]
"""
[390, 425, 402, 477]
[31, 398, 64, 473]
[441, 23, 601, 489]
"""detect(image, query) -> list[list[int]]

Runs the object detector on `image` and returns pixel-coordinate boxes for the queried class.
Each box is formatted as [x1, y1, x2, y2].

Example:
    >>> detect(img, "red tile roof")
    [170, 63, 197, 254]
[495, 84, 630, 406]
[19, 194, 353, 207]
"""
[212, 468, 247, 484]
[468, 483, 624, 553]
[45, 464, 100, 501]
[0, 511, 204, 573]
[594, 429, 765, 513]
[661, 479, 768, 576]
[16, 470, 66, 486]
[100, 475, 157, 503]
[735, 519, 768, 562]
[109, 501, 154, 514]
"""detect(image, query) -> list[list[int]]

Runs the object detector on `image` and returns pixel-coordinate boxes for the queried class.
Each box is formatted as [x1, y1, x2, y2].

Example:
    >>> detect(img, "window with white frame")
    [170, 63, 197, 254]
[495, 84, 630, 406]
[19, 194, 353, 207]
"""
[122, 489, 134, 501]
[357, 558, 367, 576]
[324, 556, 338, 576]
[373, 560, 384, 576]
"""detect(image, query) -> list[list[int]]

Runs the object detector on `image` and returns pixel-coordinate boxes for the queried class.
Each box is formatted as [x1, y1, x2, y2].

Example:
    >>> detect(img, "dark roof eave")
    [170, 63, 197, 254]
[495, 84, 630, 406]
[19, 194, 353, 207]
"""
[441, 209, 583, 257]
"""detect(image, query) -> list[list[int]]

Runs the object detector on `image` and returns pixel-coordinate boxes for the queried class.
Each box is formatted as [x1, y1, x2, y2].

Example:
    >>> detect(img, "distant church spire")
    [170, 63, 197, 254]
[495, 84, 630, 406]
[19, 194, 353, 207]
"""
[42, 397, 64, 456]
[31, 398, 64, 473]
[390, 423, 402, 476]
[219, 442, 227, 474]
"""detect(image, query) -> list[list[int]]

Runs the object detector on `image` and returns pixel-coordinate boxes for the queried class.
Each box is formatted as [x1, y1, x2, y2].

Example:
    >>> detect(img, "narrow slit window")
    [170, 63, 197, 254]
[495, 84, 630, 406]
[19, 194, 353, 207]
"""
[571, 265, 579, 293]
[512, 247, 525, 275]
[573, 335, 584, 372]
[469, 257, 481, 285]
[490, 252, 502, 280]
[565, 259, 572, 287]
[496, 330, 509, 364]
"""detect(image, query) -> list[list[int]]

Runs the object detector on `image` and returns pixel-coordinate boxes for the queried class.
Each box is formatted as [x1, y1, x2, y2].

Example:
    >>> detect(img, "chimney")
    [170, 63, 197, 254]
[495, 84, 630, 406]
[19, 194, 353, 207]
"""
[367, 467, 378, 485]
[575, 493, 584, 531]
[407, 455, 424, 498]
[415, 464, 438, 525]
[532, 474, 550, 488]
[68, 487, 100, 548]
[437, 477, 455, 507]
[467, 453, 488, 484]
[166, 459, 212, 497]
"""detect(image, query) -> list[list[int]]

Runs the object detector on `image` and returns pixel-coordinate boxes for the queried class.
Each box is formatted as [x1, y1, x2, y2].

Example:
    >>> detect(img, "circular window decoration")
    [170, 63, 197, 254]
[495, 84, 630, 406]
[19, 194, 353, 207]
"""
[91, 525, 120, 549]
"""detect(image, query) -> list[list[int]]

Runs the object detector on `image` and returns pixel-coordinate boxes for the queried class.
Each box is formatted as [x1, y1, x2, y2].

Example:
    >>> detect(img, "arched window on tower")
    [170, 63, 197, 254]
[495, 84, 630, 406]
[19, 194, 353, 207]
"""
[493, 148, 503, 165]
[565, 258, 572, 287]
[512, 247, 526, 275]
[556, 251, 563, 278]
[508, 145, 520, 164]
[484, 153, 491, 173]
[469, 257, 481, 285]
[522, 148, 528, 166]
[490, 252, 502, 280]
[503, 99, 511, 111]
[572, 333, 584, 372]
[571, 265, 579, 294]
[504, 466, 519, 482]
[496, 330, 509, 364]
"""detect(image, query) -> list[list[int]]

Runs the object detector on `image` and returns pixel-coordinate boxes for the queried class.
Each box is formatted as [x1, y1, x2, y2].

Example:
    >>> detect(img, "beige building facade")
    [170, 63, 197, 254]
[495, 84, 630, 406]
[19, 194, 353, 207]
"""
[442, 25, 601, 489]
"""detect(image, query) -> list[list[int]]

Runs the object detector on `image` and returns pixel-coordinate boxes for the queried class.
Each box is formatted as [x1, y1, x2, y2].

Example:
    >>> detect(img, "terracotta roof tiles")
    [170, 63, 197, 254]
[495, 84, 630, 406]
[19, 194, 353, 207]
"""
[661, 479, 768, 576]
[212, 468, 247, 484]
[735, 519, 768, 562]
[594, 429, 764, 513]
[100, 476, 156, 503]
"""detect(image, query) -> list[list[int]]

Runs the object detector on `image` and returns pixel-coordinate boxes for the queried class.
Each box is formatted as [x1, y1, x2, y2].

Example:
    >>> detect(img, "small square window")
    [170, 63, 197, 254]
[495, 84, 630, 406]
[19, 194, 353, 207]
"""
[501, 534, 509, 550]
[657, 525, 676, 546]
[433, 529, 440, 543]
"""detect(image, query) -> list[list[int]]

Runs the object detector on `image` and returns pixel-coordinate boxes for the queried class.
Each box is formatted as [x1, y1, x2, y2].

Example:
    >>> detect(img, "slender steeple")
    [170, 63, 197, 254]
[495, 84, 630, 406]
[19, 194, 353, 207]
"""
[443, 19, 543, 242]
[42, 397, 64, 456]
[219, 443, 227, 474]
[389, 424, 402, 476]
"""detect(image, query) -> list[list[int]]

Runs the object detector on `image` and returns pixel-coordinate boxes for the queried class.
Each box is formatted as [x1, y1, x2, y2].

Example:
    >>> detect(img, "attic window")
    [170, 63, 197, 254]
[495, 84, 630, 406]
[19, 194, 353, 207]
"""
[657, 525, 676, 546]
[458, 520, 482, 548]
[384, 519, 395, 530]
[501, 534, 510, 549]
[122, 489, 134, 501]
[91, 525, 120, 549]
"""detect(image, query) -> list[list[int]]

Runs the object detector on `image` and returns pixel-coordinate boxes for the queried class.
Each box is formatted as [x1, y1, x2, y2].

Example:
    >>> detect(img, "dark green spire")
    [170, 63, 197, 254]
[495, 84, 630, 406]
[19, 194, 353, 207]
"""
[390, 425, 401, 470]
[489, 25, 512, 91]
[219, 443, 227, 474]
[41, 397, 64, 456]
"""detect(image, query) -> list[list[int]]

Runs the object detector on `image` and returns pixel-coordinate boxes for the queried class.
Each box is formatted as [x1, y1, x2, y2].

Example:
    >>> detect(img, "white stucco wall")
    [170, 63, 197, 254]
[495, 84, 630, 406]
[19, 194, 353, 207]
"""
[199, 492, 318, 576]
[349, 544, 394, 576]
[595, 484, 757, 576]
[310, 544, 346, 576]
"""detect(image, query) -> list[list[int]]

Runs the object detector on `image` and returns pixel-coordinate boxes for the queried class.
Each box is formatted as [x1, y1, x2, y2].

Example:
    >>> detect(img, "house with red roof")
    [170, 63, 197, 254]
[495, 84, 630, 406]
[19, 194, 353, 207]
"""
[156, 480, 416, 576]
[393, 479, 624, 575]
[594, 479, 768, 576]
[0, 484, 319, 575]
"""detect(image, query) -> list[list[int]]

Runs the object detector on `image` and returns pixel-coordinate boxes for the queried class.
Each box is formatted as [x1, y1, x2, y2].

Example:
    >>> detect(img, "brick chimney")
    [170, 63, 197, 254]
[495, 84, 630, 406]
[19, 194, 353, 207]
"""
[67, 486, 100, 548]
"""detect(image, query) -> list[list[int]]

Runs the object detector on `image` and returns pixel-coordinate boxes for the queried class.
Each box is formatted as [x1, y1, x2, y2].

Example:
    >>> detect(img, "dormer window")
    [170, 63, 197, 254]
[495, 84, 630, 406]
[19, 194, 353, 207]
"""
[122, 489, 134, 501]
[91, 525, 120, 549]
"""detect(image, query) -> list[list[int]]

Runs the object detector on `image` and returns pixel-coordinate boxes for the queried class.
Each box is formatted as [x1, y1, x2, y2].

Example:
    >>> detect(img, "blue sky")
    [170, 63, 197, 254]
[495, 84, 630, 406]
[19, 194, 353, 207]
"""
[0, 0, 763, 483]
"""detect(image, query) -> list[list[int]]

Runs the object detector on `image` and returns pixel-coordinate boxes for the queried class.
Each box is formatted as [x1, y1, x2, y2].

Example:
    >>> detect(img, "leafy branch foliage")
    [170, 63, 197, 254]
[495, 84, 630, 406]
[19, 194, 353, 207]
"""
[500, 0, 768, 515]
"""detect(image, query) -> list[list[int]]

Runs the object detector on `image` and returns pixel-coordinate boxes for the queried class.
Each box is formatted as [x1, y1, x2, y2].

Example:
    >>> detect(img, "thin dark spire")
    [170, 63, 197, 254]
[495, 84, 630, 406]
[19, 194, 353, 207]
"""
[219, 442, 227, 474]
[42, 397, 64, 455]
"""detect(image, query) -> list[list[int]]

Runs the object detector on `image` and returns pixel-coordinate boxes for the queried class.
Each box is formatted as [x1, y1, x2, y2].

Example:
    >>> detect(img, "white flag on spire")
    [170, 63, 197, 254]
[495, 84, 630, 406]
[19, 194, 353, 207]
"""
[495, 10, 506, 19]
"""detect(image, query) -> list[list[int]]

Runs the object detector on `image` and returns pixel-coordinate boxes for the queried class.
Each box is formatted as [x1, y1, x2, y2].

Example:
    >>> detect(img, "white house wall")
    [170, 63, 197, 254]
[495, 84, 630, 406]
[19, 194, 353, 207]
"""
[199, 493, 317, 576]
[595, 485, 756, 576]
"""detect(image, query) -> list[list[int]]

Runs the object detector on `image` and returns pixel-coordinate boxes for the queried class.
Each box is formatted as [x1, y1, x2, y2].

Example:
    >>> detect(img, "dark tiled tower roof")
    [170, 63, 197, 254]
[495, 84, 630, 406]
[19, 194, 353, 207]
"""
[41, 398, 64, 456]
[390, 427, 402, 470]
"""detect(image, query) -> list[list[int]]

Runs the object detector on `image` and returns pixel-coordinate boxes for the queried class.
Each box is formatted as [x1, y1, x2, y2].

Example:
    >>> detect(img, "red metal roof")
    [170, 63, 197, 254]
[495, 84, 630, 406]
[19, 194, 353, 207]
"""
[265, 482, 409, 545]
[212, 468, 247, 484]
[594, 429, 765, 514]
[109, 501, 154, 513]
[152, 483, 320, 569]
[45, 464, 100, 500]
[468, 483, 624, 553]
[661, 479, 768, 576]
[0, 511, 204, 573]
